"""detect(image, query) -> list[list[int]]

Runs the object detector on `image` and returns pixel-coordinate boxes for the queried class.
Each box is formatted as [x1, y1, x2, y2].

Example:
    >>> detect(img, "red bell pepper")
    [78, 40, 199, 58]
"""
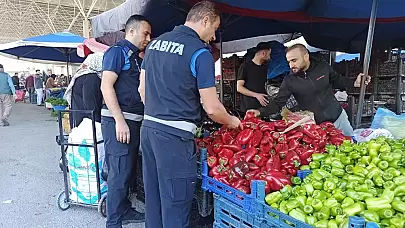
[254, 171, 267, 180]
[271, 132, 281, 140]
[245, 170, 258, 181]
[229, 156, 243, 167]
[213, 175, 230, 185]
[288, 139, 299, 151]
[244, 112, 256, 120]
[259, 122, 275, 132]
[265, 171, 292, 191]
[330, 135, 345, 146]
[298, 149, 315, 165]
[209, 165, 225, 177]
[281, 151, 301, 169]
[287, 167, 297, 176]
[221, 132, 233, 145]
[221, 144, 242, 152]
[275, 143, 289, 159]
[253, 153, 267, 167]
[219, 157, 229, 166]
[231, 179, 248, 189]
[231, 161, 250, 179]
[212, 141, 223, 154]
[248, 163, 260, 171]
[301, 124, 319, 140]
[263, 131, 272, 139]
[266, 154, 281, 171]
[236, 186, 250, 194]
[206, 144, 214, 156]
[273, 120, 287, 130]
[277, 134, 287, 144]
[318, 139, 327, 148]
[317, 129, 327, 139]
[260, 135, 270, 144]
[302, 135, 313, 144]
[320, 122, 335, 129]
[235, 129, 254, 145]
[250, 130, 263, 147]
[327, 128, 342, 136]
[218, 148, 234, 159]
[259, 141, 273, 154]
[244, 147, 257, 162]
[286, 129, 299, 137]
[207, 156, 218, 168]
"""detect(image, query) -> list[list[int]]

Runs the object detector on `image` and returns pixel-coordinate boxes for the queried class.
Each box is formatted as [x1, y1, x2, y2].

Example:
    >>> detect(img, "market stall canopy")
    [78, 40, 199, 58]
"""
[90, 0, 405, 53]
[0, 32, 85, 64]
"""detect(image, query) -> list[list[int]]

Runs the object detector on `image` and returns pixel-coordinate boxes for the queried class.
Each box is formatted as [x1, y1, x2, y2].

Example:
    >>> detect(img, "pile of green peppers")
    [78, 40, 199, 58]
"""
[264, 137, 405, 228]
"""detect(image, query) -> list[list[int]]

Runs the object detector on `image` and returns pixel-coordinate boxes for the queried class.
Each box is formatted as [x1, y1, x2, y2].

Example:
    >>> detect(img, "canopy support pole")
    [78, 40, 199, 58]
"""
[219, 31, 224, 103]
[355, 0, 378, 129]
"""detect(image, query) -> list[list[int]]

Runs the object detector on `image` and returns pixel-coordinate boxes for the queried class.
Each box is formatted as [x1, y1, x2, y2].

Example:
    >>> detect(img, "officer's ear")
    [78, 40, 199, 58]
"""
[202, 16, 210, 27]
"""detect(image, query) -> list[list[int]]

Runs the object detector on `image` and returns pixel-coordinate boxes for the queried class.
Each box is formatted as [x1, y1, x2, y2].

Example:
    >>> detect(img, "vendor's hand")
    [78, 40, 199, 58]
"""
[226, 116, 241, 129]
[247, 109, 260, 117]
[254, 93, 269, 106]
[354, 73, 371, 87]
[116, 119, 130, 144]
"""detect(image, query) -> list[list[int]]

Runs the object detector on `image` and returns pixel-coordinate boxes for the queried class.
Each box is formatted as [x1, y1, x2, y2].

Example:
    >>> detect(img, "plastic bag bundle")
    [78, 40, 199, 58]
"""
[371, 108, 405, 139]
[281, 108, 316, 125]
[353, 128, 393, 142]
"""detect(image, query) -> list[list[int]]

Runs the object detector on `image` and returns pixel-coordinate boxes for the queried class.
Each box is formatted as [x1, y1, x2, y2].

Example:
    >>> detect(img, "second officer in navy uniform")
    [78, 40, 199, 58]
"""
[139, 1, 241, 228]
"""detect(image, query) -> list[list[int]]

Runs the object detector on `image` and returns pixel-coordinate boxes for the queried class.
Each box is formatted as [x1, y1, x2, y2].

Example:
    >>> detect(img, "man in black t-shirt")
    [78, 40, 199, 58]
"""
[237, 42, 271, 112]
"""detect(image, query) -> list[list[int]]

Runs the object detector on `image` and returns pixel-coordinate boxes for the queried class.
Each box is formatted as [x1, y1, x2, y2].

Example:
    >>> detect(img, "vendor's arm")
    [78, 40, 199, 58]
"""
[7, 74, 16, 95]
[236, 64, 268, 106]
[195, 50, 240, 128]
[100, 46, 125, 122]
[257, 79, 291, 117]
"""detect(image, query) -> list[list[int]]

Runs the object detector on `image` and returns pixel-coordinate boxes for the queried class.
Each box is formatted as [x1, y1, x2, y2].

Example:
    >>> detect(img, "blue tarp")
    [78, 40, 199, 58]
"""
[0, 32, 85, 63]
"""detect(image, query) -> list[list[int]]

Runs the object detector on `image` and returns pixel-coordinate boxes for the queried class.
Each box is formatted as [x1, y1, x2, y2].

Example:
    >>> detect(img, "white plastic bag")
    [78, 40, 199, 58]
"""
[353, 128, 393, 142]
[67, 118, 107, 204]
[371, 108, 405, 139]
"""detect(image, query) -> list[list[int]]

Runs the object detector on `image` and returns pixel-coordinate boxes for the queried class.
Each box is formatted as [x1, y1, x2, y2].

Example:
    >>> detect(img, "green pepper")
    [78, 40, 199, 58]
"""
[291, 176, 302, 185]
[300, 165, 310, 170]
[341, 197, 354, 208]
[309, 161, 320, 170]
[312, 190, 327, 201]
[285, 199, 300, 212]
[289, 209, 306, 222]
[335, 214, 347, 225]
[265, 191, 283, 205]
[379, 144, 392, 153]
[384, 181, 397, 191]
[394, 212, 405, 219]
[302, 183, 314, 197]
[314, 220, 329, 228]
[280, 185, 293, 199]
[270, 203, 279, 209]
[383, 172, 394, 181]
[338, 180, 348, 190]
[350, 152, 361, 160]
[387, 167, 402, 178]
[357, 192, 374, 200]
[279, 201, 288, 214]
[316, 207, 330, 221]
[399, 168, 405, 175]
[354, 184, 369, 192]
[331, 160, 344, 169]
[357, 163, 367, 168]
[295, 195, 306, 208]
[343, 203, 362, 216]
[332, 189, 346, 202]
[373, 175, 384, 187]
[390, 217, 405, 228]
[358, 201, 366, 211]
[345, 165, 354, 174]
[368, 187, 378, 196]
[378, 160, 389, 170]
[366, 167, 381, 179]
[323, 157, 333, 165]
[368, 141, 382, 158]
[346, 181, 358, 190]
[320, 164, 332, 172]
[323, 180, 337, 192]
[371, 156, 382, 165]
[324, 198, 339, 208]
[378, 209, 395, 219]
[346, 189, 362, 201]
[394, 183, 405, 196]
[311, 199, 323, 211]
[364, 179, 375, 188]
[362, 210, 380, 223]
[392, 200, 405, 213]
[366, 163, 377, 170]
[347, 175, 365, 183]
[315, 169, 331, 178]
[380, 218, 390, 227]
[393, 176, 405, 186]
[391, 152, 402, 160]
[312, 180, 323, 190]
[330, 206, 343, 216]
[365, 198, 391, 212]
[305, 216, 317, 226]
[340, 156, 352, 165]
[328, 219, 338, 228]
[312, 153, 327, 162]
[360, 156, 371, 165]
[306, 196, 313, 205]
[292, 186, 306, 197]
[303, 205, 313, 214]
[389, 160, 401, 169]
[352, 165, 368, 178]
[331, 167, 345, 177]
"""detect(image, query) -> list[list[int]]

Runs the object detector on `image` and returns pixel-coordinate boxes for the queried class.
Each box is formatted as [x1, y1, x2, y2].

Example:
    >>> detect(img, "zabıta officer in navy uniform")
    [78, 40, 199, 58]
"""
[100, 15, 151, 228]
[138, 1, 241, 228]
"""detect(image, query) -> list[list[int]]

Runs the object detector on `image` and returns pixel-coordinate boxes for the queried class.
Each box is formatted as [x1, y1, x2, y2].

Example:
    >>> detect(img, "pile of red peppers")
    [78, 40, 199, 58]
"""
[197, 114, 349, 195]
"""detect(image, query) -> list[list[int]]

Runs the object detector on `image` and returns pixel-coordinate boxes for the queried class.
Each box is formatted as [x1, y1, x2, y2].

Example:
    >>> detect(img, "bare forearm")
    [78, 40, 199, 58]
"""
[204, 103, 233, 125]
[101, 85, 124, 121]
[237, 84, 257, 98]
[139, 70, 145, 104]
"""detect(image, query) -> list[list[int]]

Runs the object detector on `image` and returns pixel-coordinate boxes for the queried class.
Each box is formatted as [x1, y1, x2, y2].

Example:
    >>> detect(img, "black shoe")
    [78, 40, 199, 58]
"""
[122, 208, 145, 224]
[2, 120, 9, 126]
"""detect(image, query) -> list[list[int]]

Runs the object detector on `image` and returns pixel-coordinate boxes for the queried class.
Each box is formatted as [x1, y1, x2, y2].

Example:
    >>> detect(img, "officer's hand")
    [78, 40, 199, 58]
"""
[255, 93, 269, 106]
[226, 116, 241, 129]
[354, 73, 371, 87]
[246, 109, 260, 117]
[116, 119, 130, 144]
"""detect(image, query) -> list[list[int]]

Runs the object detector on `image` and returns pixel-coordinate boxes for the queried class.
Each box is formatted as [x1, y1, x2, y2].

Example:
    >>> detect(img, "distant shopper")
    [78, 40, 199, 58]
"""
[34, 70, 44, 106]
[45, 74, 58, 89]
[0, 64, 16, 126]
[25, 74, 35, 103]
[12, 73, 20, 90]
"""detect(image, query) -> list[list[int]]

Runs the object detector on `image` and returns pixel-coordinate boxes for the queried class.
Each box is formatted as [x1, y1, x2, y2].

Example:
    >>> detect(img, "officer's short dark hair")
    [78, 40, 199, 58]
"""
[186, 1, 220, 23]
[286, 44, 308, 54]
[125, 15, 150, 32]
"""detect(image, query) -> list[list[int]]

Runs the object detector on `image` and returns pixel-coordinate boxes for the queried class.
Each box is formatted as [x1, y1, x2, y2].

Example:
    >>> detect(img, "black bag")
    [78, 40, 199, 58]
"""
[101, 159, 108, 182]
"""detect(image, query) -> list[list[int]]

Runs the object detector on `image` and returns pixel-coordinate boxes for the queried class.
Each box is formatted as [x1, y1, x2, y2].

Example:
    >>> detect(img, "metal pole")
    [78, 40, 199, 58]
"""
[355, 0, 379, 128]
[219, 31, 224, 103]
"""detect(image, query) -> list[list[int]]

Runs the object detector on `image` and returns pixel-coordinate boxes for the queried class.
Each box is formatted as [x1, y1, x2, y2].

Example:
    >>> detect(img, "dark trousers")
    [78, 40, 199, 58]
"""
[140, 126, 197, 228]
[27, 87, 35, 104]
[101, 117, 141, 228]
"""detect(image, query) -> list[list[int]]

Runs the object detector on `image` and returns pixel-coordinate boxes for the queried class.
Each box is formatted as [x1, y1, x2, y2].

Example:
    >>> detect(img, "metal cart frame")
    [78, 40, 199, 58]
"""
[55, 109, 107, 217]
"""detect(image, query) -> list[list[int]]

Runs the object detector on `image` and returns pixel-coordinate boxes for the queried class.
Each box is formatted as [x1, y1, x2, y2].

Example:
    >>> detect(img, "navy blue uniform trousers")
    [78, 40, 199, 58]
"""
[101, 117, 141, 228]
[140, 125, 197, 228]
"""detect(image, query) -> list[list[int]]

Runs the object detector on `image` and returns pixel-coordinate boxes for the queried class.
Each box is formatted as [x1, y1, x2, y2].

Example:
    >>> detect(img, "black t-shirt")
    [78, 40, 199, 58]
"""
[237, 61, 268, 112]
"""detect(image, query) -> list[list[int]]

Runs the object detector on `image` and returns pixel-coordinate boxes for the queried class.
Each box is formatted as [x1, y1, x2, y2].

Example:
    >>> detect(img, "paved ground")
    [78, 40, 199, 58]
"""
[0, 103, 145, 228]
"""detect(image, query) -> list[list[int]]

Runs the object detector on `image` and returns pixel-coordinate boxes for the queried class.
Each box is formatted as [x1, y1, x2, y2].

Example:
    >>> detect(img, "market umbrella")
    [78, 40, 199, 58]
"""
[0, 32, 86, 77]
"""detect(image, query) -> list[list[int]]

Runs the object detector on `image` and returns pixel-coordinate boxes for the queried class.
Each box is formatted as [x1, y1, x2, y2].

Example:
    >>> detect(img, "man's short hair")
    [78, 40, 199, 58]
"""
[125, 15, 150, 32]
[36, 69, 40, 73]
[186, 1, 220, 23]
[255, 42, 271, 53]
[286, 44, 308, 54]
[0, 64, 3, 69]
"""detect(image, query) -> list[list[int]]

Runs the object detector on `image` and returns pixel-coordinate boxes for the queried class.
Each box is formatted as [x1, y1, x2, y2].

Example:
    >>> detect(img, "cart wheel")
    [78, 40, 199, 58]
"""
[98, 194, 107, 218]
[57, 191, 70, 211]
